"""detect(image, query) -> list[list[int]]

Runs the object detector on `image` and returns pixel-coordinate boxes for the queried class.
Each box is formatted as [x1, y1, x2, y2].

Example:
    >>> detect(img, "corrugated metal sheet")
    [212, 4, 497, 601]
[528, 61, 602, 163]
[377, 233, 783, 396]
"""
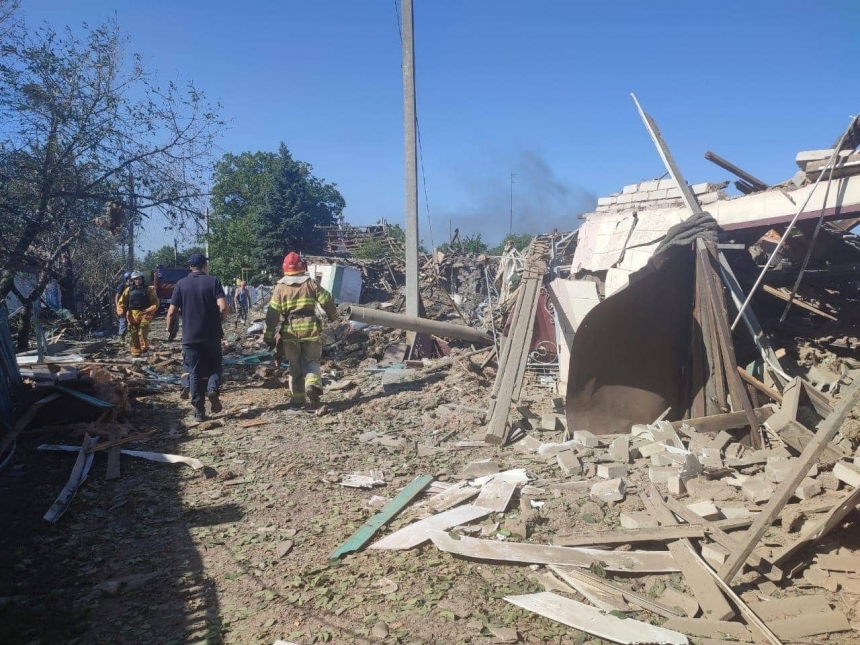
[0, 303, 22, 436]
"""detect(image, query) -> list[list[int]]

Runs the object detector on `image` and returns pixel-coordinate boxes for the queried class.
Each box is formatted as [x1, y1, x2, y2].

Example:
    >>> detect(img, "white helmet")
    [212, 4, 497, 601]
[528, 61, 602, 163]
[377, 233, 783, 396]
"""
[130, 270, 145, 280]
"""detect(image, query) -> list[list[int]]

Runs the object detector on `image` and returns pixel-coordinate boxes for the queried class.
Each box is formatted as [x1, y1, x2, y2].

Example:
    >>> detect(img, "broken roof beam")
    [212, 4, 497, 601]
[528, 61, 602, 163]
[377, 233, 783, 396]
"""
[705, 150, 770, 192]
[345, 306, 492, 345]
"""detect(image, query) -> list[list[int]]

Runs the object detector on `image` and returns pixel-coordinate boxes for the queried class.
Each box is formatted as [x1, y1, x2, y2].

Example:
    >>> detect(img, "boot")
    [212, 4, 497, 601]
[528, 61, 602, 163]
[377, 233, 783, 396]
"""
[306, 385, 322, 410]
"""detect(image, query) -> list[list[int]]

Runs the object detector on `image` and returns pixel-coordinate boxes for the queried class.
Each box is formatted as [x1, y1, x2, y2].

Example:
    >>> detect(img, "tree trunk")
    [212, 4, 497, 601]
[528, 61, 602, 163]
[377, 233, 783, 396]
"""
[16, 304, 32, 351]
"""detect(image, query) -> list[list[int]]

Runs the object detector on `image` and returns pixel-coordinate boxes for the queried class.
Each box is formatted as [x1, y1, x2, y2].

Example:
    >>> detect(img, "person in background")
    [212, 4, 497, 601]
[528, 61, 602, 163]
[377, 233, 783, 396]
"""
[114, 271, 131, 340]
[234, 280, 250, 326]
[166, 253, 230, 421]
[116, 271, 158, 357]
[264, 252, 337, 409]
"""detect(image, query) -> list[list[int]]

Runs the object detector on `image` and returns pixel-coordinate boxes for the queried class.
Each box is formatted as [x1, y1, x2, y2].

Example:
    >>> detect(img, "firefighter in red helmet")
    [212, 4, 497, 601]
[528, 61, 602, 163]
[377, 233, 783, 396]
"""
[264, 252, 338, 409]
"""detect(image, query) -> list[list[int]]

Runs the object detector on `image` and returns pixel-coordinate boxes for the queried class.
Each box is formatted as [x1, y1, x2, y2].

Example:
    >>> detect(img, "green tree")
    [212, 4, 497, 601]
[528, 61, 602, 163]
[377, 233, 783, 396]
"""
[489, 233, 533, 256]
[208, 144, 344, 281]
[462, 233, 489, 254]
[0, 13, 223, 347]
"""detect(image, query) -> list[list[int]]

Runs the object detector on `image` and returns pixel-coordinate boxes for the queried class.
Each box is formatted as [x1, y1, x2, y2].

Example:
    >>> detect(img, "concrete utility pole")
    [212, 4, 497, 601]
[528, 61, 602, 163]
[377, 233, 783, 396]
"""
[402, 0, 420, 317]
[205, 208, 210, 260]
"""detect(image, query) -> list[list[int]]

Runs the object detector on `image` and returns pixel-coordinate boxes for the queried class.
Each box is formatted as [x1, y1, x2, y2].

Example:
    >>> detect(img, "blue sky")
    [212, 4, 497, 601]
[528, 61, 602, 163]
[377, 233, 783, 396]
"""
[20, 0, 860, 253]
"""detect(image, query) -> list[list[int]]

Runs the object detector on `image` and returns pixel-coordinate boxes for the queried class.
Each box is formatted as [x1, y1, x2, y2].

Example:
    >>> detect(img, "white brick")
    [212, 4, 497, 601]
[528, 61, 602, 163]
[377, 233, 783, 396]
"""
[591, 478, 626, 502]
[572, 430, 599, 448]
[609, 436, 630, 464]
[833, 461, 860, 488]
[631, 191, 650, 202]
[665, 187, 681, 198]
[638, 443, 667, 458]
[638, 180, 660, 191]
[686, 500, 720, 521]
[667, 475, 685, 496]
[597, 463, 627, 479]
[616, 194, 633, 204]
[597, 196, 614, 206]
[649, 465, 680, 484]
[556, 450, 582, 476]
[742, 477, 774, 504]
[541, 413, 563, 431]
[595, 205, 610, 212]
[698, 190, 724, 205]
[807, 464, 819, 478]
[702, 542, 731, 567]
[647, 189, 668, 200]
[621, 183, 639, 194]
[765, 457, 794, 483]
[690, 182, 713, 194]
[651, 453, 674, 467]
[620, 511, 658, 529]
[795, 477, 821, 500]
[657, 179, 676, 190]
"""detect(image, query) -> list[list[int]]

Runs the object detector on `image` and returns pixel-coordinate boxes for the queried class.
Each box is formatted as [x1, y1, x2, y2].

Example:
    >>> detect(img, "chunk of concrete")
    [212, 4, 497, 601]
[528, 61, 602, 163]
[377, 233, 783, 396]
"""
[724, 443, 745, 460]
[572, 430, 598, 448]
[795, 477, 821, 501]
[609, 436, 630, 463]
[590, 478, 626, 503]
[818, 471, 842, 491]
[833, 461, 860, 488]
[556, 450, 582, 476]
[765, 457, 795, 483]
[667, 475, 685, 496]
[597, 463, 627, 479]
[541, 413, 564, 432]
[742, 477, 775, 504]
[686, 500, 720, 521]
[720, 506, 759, 520]
[649, 465, 680, 484]
[638, 442, 667, 458]
[701, 542, 731, 568]
[651, 453, 675, 467]
[620, 511, 659, 529]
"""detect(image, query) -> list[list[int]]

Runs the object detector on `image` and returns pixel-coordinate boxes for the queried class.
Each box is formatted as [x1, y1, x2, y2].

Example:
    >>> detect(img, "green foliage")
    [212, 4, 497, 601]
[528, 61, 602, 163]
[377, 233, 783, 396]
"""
[352, 238, 387, 259]
[208, 144, 345, 282]
[140, 245, 205, 273]
[488, 233, 533, 256]
[462, 233, 489, 254]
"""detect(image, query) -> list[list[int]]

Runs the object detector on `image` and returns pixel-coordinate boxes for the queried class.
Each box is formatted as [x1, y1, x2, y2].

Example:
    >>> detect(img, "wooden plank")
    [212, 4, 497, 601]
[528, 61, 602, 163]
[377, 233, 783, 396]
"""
[698, 240, 761, 448]
[238, 418, 269, 428]
[746, 594, 829, 620]
[54, 384, 114, 408]
[43, 434, 99, 524]
[329, 474, 432, 559]
[777, 419, 846, 463]
[737, 368, 782, 403]
[505, 592, 688, 645]
[552, 525, 704, 547]
[684, 546, 783, 645]
[662, 617, 753, 642]
[402, 481, 480, 519]
[89, 429, 157, 453]
[426, 530, 680, 572]
[719, 377, 860, 582]
[816, 553, 860, 573]
[552, 566, 684, 619]
[764, 611, 851, 640]
[473, 474, 520, 513]
[547, 565, 631, 613]
[105, 429, 121, 482]
[369, 504, 491, 551]
[773, 485, 860, 566]
[661, 495, 783, 582]
[643, 487, 735, 620]
[762, 284, 837, 321]
[670, 407, 773, 434]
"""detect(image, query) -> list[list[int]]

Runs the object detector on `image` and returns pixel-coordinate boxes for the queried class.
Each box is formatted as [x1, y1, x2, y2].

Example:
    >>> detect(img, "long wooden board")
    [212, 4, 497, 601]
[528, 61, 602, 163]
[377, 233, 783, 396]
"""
[552, 525, 704, 547]
[473, 474, 520, 512]
[370, 504, 491, 551]
[643, 487, 734, 621]
[427, 530, 679, 572]
[329, 475, 432, 559]
[505, 592, 687, 645]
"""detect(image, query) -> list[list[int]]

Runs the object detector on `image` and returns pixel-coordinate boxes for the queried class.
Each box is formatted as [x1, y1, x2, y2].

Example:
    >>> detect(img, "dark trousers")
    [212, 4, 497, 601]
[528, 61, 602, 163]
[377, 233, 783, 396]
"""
[181, 342, 222, 412]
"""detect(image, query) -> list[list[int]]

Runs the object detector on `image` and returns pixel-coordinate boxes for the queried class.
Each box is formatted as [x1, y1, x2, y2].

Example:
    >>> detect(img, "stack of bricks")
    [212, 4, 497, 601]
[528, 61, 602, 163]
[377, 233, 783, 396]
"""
[594, 179, 729, 214]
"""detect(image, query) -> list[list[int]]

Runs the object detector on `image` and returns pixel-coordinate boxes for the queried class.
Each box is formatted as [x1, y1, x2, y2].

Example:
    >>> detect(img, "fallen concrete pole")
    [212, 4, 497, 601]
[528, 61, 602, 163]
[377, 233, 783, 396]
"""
[345, 306, 492, 345]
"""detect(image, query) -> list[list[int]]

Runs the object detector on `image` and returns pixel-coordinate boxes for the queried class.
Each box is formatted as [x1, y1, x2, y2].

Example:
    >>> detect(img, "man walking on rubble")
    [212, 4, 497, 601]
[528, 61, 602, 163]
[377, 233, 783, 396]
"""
[264, 252, 338, 409]
[116, 271, 158, 357]
[114, 271, 131, 340]
[166, 253, 230, 421]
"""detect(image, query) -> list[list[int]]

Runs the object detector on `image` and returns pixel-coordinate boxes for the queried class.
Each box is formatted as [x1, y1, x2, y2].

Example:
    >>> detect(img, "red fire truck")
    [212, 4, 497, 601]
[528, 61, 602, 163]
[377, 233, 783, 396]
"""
[151, 266, 191, 312]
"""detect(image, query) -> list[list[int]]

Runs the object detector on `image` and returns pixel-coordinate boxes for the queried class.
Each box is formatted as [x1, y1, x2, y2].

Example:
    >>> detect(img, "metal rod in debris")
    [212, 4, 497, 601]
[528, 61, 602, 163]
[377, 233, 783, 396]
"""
[345, 306, 492, 345]
[730, 118, 856, 331]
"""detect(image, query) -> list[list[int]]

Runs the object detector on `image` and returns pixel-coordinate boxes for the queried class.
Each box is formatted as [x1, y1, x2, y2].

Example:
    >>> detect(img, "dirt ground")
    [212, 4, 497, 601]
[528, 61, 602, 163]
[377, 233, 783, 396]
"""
[3, 315, 860, 645]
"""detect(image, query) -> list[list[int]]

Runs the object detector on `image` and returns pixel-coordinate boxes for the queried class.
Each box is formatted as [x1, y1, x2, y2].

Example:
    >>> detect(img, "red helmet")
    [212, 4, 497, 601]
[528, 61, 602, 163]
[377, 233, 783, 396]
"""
[282, 251, 307, 275]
